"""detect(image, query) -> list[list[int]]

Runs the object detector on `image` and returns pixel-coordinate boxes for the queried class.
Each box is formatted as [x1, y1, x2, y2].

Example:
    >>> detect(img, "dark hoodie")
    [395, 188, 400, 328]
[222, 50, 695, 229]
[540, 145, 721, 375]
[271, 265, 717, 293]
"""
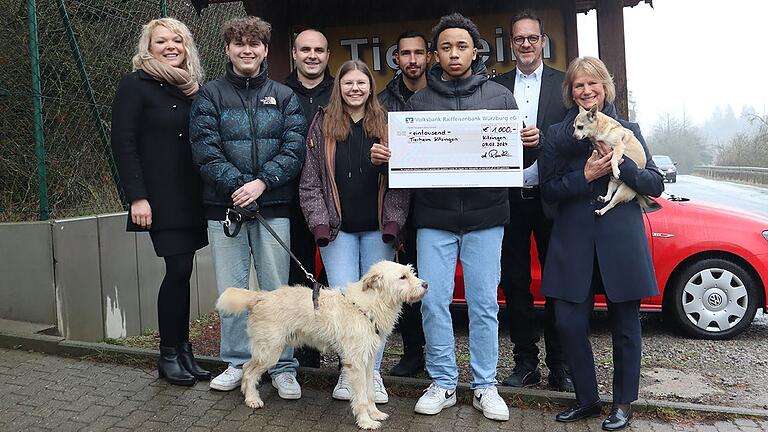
[285, 68, 334, 126]
[405, 59, 518, 233]
[378, 71, 415, 113]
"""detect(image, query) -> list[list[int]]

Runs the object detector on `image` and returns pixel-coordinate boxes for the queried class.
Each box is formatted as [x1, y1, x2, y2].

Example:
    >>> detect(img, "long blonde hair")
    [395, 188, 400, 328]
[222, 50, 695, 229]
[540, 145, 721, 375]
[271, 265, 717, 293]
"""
[324, 60, 387, 142]
[131, 18, 204, 83]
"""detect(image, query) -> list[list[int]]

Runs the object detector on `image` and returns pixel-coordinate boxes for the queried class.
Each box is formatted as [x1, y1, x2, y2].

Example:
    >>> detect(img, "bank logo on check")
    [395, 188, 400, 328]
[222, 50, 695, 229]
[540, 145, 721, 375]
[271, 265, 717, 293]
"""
[405, 117, 414, 123]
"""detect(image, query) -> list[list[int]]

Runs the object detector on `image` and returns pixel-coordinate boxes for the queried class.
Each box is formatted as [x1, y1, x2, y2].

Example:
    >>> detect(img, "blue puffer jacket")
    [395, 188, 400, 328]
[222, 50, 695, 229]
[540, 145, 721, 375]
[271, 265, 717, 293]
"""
[190, 62, 307, 211]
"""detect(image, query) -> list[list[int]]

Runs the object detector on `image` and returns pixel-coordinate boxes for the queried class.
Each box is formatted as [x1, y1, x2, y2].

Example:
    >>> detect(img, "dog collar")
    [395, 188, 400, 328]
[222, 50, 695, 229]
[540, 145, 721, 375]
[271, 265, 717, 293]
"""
[340, 292, 380, 335]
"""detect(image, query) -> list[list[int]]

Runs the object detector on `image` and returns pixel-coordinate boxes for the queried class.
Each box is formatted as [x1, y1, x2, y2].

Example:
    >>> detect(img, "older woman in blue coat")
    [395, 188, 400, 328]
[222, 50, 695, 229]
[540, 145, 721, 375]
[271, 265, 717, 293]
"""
[538, 56, 664, 431]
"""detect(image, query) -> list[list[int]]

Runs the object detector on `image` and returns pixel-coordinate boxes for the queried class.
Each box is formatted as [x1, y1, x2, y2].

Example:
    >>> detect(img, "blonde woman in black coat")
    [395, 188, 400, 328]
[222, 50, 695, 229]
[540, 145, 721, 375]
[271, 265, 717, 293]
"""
[111, 18, 208, 386]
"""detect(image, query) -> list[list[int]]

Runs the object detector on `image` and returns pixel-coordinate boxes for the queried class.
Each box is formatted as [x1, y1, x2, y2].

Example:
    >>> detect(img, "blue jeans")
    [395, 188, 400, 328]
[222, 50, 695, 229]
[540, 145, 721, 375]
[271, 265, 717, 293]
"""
[319, 230, 394, 370]
[417, 226, 503, 389]
[207, 218, 298, 377]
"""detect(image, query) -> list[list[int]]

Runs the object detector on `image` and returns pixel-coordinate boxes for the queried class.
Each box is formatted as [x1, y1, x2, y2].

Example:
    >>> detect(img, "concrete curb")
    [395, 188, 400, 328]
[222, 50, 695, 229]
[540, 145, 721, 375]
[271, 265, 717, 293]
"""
[2, 328, 766, 419]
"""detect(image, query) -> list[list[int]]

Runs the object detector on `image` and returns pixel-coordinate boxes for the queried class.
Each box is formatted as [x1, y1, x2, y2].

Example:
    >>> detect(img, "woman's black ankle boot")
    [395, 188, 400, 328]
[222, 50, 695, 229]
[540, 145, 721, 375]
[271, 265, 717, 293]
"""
[177, 342, 211, 381]
[158, 346, 196, 386]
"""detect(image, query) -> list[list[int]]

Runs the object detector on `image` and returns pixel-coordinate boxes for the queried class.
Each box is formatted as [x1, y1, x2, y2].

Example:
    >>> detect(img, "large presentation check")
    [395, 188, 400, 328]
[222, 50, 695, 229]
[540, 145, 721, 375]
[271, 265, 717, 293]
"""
[388, 110, 523, 188]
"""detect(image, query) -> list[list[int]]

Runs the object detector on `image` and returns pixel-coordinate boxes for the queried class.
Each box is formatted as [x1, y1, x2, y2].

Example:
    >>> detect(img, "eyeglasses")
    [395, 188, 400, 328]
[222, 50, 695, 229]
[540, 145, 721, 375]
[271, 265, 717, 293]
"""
[341, 81, 369, 89]
[512, 34, 543, 45]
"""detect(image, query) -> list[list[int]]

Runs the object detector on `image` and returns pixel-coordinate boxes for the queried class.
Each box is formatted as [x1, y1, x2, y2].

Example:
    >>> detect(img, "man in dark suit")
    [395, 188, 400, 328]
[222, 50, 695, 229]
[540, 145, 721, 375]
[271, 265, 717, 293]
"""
[491, 10, 572, 392]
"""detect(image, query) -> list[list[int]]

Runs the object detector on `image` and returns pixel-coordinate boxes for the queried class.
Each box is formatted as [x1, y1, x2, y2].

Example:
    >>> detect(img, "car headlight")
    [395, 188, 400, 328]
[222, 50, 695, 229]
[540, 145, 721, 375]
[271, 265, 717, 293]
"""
[763, 230, 768, 241]
[668, 167, 677, 173]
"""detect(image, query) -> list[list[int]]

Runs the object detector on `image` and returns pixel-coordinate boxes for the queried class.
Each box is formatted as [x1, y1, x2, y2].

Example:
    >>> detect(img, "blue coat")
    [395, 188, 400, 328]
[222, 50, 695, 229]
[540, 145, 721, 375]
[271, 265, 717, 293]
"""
[538, 104, 664, 303]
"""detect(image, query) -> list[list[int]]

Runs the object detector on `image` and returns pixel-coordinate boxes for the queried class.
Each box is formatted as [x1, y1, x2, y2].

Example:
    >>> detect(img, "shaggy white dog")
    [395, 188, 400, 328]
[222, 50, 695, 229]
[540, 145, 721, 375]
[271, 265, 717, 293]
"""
[216, 260, 428, 430]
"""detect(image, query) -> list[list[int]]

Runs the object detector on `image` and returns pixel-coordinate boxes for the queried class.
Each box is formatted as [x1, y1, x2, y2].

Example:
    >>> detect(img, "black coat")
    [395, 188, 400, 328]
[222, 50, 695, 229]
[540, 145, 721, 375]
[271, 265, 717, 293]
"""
[111, 70, 205, 232]
[493, 64, 567, 219]
[492, 64, 567, 168]
[405, 59, 517, 233]
[538, 104, 664, 303]
[284, 68, 333, 127]
[378, 72, 409, 113]
[284, 69, 333, 206]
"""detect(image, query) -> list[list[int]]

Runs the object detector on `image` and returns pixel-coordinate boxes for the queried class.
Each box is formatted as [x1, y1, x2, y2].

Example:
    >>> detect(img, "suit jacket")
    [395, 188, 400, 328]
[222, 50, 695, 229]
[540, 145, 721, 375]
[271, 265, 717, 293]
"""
[492, 63, 566, 167]
[538, 104, 664, 303]
[492, 63, 567, 218]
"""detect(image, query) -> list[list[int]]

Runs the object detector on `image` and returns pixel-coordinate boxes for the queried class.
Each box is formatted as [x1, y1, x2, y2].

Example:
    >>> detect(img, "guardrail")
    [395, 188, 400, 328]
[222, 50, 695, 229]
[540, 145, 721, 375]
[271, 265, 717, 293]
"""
[692, 166, 768, 185]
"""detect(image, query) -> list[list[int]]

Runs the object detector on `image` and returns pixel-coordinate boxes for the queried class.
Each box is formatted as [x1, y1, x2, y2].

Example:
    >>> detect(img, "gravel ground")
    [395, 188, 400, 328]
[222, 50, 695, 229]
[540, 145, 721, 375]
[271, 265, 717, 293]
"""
[117, 308, 768, 410]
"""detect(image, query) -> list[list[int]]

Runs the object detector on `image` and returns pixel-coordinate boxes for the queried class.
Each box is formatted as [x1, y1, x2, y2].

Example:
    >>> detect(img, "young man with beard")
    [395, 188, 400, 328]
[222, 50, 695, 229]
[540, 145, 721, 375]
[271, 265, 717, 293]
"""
[377, 30, 432, 378]
[407, 13, 517, 421]
[491, 10, 573, 392]
[190, 16, 306, 397]
[379, 31, 431, 112]
[284, 28, 333, 369]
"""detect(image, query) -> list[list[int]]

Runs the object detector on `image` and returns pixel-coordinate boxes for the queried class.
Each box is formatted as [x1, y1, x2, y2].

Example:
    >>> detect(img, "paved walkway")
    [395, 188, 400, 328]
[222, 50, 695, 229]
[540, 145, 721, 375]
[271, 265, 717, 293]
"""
[0, 348, 764, 432]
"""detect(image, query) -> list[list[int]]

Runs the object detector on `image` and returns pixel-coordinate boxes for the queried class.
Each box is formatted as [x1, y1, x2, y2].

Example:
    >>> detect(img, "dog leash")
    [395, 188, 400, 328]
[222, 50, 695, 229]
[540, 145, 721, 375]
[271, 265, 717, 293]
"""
[224, 205, 382, 337]
[224, 205, 325, 310]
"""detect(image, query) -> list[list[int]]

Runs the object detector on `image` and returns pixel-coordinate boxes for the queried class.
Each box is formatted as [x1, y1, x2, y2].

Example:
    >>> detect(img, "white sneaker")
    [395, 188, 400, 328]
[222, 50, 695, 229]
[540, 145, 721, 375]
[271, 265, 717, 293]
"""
[473, 387, 509, 421]
[209, 366, 243, 391]
[333, 371, 352, 401]
[373, 371, 388, 404]
[414, 383, 457, 415]
[271, 372, 301, 400]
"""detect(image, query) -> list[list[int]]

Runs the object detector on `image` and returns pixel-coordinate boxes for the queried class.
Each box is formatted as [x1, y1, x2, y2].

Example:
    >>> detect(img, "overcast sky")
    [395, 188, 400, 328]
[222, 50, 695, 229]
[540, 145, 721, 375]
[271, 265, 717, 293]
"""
[577, 0, 768, 133]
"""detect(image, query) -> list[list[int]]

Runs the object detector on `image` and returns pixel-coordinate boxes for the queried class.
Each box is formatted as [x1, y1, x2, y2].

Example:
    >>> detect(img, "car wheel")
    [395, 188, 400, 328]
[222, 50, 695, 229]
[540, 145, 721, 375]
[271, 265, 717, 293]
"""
[670, 258, 758, 339]
[671, 177, 676, 183]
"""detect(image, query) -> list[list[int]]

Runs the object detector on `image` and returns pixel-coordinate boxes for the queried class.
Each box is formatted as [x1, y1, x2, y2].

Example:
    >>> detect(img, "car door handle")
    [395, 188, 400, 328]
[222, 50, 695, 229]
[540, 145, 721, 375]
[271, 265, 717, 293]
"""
[652, 232, 675, 238]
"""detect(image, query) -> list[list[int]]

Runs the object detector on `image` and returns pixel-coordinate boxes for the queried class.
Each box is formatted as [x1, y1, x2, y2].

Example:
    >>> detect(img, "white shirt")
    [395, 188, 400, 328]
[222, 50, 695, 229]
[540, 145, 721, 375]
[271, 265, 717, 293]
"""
[523, 162, 539, 188]
[515, 63, 544, 187]
[513, 63, 543, 129]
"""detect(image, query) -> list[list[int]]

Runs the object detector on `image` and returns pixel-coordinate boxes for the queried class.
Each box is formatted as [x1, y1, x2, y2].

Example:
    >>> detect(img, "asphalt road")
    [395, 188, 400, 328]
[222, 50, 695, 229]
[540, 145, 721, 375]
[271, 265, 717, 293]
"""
[665, 175, 768, 217]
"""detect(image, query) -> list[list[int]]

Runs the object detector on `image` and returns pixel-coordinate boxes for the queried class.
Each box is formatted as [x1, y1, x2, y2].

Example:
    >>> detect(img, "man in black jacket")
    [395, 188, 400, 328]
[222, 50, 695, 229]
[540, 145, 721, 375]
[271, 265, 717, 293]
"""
[378, 30, 431, 378]
[284, 28, 333, 369]
[491, 10, 573, 392]
[190, 17, 306, 398]
[408, 13, 515, 422]
[285, 29, 333, 125]
[379, 31, 431, 112]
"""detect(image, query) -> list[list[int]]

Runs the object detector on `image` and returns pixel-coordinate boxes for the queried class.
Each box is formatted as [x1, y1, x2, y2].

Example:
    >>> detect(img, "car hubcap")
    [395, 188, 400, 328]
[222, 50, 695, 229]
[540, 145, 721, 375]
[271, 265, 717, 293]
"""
[681, 267, 748, 332]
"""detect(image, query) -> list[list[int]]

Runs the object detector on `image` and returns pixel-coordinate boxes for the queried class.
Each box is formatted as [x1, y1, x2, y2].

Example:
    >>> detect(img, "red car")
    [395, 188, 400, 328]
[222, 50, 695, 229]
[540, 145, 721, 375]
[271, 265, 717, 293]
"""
[452, 193, 768, 340]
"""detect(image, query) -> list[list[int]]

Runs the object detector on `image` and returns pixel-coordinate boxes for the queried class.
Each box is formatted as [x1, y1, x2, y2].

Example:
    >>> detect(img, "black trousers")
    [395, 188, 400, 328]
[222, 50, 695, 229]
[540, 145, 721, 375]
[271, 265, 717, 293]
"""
[288, 203, 326, 367]
[553, 262, 642, 406]
[394, 222, 425, 355]
[500, 189, 564, 369]
[157, 252, 194, 347]
[288, 203, 319, 286]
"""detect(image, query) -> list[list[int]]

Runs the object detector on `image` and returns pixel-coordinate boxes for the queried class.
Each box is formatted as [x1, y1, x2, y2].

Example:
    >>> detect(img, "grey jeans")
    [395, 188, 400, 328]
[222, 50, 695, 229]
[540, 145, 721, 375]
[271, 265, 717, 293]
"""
[207, 218, 298, 376]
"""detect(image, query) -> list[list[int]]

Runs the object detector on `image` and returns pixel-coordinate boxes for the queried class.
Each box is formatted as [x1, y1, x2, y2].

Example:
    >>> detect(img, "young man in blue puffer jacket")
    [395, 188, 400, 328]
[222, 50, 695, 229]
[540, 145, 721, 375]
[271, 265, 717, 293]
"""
[190, 16, 307, 397]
